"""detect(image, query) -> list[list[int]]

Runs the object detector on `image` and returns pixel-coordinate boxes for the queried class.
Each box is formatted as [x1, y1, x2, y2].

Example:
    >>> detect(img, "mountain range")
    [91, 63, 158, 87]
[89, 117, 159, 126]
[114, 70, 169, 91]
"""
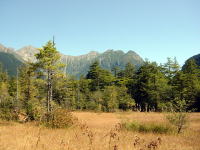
[0, 44, 144, 77]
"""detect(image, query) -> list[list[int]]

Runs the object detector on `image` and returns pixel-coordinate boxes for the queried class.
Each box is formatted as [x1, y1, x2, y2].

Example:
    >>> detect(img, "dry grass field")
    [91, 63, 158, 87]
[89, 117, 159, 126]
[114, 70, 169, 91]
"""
[0, 112, 200, 150]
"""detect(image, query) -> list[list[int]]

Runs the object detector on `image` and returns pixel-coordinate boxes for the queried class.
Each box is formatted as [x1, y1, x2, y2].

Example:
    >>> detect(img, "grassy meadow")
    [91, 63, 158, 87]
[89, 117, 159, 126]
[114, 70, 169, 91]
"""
[0, 112, 200, 150]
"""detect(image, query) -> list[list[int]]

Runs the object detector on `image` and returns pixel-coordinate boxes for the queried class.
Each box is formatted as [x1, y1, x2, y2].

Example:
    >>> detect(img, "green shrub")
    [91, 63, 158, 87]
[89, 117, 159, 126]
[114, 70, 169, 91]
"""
[26, 100, 46, 121]
[86, 101, 98, 110]
[0, 98, 18, 121]
[166, 112, 188, 134]
[42, 109, 78, 128]
[0, 108, 18, 121]
[122, 121, 173, 134]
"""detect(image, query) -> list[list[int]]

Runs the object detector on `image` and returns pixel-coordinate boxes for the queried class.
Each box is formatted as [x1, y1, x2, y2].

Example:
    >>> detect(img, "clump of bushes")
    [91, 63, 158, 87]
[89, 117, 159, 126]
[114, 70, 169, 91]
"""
[166, 112, 188, 134]
[0, 98, 18, 121]
[42, 109, 78, 128]
[122, 121, 173, 134]
[0, 108, 18, 121]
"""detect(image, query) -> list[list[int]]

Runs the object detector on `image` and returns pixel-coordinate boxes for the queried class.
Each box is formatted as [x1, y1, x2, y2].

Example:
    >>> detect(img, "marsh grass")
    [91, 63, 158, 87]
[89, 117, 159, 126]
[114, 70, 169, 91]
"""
[122, 121, 174, 134]
[0, 112, 200, 150]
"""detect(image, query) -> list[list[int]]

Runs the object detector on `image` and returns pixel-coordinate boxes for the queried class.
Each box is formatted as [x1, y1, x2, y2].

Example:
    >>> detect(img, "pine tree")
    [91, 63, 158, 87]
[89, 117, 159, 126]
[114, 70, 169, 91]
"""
[182, 59, 199, 74]
[19, 64, 38, 119]
[111, 66, 120, 77]
[123, 62, 135, 78]
[8, 77, 17, 98]
[0, 63, 10, 103]
[35, 40, 65, 113]
[0, 64, 16, 120]
[172, 59, 200, 111]
[86, 61, 114, 90]
[103, 86, 118, 112]
[86, 61, 101, 90]
[117, 86, 135, 110]
[134, 61, 169, 111]
[162, 57, 180, 84]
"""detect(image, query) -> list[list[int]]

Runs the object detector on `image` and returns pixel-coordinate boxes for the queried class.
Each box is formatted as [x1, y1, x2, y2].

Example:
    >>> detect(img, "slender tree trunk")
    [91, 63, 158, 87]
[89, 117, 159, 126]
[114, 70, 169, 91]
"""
[26, 74, 31, 116]
[49, 74, 52, 112]
[16, 68, 19, 111]
[47, 70, 51, 113]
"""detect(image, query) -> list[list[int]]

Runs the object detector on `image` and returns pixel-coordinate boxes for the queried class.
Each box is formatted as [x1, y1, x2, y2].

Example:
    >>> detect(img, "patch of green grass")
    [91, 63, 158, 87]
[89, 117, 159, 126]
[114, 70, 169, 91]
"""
[122, 121, 173, 134]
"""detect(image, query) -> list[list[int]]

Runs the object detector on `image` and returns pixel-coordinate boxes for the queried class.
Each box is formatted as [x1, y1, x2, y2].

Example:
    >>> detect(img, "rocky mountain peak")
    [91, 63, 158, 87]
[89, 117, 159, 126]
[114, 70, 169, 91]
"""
[0, 43, 144, 77]
[16, 45, 38, 62]
[87, 51, 99, 56]
[0, 44, 15, 53]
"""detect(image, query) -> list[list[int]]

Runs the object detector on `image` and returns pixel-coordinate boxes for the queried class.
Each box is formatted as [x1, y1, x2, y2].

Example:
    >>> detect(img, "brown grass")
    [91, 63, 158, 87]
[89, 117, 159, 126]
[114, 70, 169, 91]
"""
[0, 112, 200, 150]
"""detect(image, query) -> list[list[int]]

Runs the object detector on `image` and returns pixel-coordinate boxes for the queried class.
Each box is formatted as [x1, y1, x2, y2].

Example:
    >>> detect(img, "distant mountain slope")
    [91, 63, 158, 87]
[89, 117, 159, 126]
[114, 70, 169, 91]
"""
[96, 50, 143, 70]
[0, 52, 24, 76]
[1, 43, 144, 77]
[0, 45, 24, 76]
[61, 51, 100, 77]
[61, 50, 144, 77]
[183, 53, 200, 69]
[189, 54, 200, 66]
[0, 44, 24, 61]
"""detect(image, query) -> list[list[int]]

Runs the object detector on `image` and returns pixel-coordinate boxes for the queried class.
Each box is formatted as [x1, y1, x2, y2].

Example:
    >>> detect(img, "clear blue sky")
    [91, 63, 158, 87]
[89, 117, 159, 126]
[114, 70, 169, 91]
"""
[0, 0, 199, 65]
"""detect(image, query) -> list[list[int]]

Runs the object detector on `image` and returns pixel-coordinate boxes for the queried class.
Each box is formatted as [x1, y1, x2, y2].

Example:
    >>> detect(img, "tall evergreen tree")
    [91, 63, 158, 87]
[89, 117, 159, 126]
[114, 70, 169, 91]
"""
[35, 40, 64, 113]
[19, 64, 38, 119]
[103, 86, 118, 112]
[162, 57, 180, 81]
[123, 62, 135, 78]
[172, 59, 200, 110]
[117, 86, 135, 110]
[111, 66, 120, 77]
[86, 61, 114, 91]
[182, 59, 199, 74]
[117, 62, 135, 79]
[133, 61, 169, 111]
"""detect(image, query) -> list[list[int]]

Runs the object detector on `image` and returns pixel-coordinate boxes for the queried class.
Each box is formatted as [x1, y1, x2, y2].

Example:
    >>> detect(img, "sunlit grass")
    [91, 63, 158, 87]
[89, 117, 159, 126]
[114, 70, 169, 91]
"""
[0, 112, 199, 150]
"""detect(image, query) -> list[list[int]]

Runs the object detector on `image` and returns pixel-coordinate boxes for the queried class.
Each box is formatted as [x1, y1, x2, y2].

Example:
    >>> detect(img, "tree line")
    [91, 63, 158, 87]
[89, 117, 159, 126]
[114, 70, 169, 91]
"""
[0, 40, 200, 121]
